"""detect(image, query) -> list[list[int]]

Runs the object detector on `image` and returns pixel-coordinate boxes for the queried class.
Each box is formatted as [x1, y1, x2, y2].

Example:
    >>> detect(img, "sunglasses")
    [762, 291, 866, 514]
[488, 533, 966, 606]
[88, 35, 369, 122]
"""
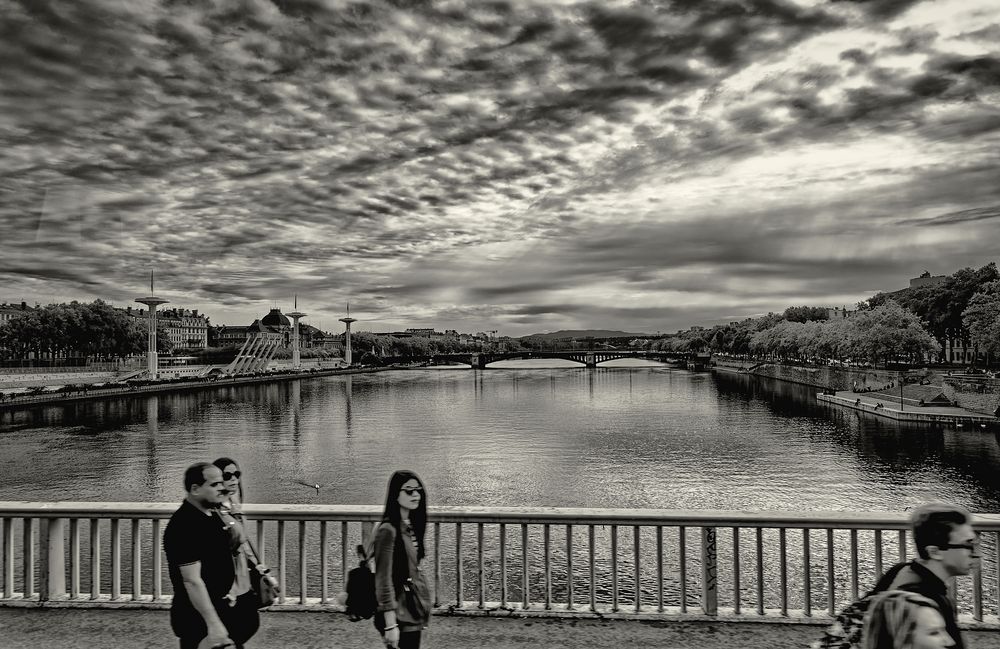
[401, 487, 423, 496]
[223, 471, 241, 481]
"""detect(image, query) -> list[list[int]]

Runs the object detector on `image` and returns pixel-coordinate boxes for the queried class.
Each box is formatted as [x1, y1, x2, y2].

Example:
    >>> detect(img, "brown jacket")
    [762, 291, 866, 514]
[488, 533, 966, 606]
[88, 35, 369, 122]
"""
[373, 522, 432, 632]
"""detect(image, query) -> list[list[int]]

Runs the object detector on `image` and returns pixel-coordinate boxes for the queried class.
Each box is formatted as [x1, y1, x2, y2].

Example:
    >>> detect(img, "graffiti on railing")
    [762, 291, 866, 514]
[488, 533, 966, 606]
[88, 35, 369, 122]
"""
[701, 526, 718, 615]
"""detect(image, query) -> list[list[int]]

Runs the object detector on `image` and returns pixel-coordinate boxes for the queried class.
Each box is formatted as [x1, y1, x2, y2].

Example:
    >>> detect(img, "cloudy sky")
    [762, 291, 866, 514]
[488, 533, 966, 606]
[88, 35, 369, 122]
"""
[2, 0, 999, 336]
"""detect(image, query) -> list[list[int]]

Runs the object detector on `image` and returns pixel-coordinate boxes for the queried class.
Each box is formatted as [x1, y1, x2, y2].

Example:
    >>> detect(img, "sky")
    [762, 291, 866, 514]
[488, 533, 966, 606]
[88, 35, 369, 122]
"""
[2, 0, 999, 336]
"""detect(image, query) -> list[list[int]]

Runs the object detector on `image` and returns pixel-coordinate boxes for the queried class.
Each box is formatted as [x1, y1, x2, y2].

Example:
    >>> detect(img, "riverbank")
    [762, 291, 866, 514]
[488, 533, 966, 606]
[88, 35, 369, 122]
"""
[0, 370, 122, 389]
[5, 608, 1000, 649]
[0, 366, 386, 412]
[713, 357, 1000, 418]
[818, 391, 997, 428]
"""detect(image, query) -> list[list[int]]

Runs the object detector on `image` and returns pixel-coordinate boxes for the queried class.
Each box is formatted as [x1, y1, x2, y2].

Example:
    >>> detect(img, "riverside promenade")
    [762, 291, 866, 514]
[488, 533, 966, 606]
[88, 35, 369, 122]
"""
[818, 390, 998, 427]
[5, 607, 1000, 649]
[0, 365, 380, 412]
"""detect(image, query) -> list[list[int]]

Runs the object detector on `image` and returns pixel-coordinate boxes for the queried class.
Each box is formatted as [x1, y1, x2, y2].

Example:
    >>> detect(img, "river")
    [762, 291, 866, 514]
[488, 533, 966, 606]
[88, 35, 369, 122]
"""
[2, 360, 998, 513]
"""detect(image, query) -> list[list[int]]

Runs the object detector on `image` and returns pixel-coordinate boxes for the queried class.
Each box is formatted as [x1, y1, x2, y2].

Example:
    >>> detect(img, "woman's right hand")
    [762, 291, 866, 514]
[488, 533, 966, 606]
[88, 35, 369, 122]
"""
[384, 626, 400, 648]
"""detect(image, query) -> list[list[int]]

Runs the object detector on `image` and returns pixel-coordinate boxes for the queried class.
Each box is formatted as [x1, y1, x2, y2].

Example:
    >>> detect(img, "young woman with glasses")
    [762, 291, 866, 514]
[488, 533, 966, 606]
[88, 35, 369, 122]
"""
[212, 457, 253, 607]
[373, 470, 432, 649]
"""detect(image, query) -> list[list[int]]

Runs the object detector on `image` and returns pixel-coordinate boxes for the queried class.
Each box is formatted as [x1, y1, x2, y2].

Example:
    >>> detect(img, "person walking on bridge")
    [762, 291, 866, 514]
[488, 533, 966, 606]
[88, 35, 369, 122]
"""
[164, 462, 260, 649]
[862, 590, 955, 649]
[815, 503, 978, 649]
[869, 503, 979, 649]
[373, 470, 433, 649]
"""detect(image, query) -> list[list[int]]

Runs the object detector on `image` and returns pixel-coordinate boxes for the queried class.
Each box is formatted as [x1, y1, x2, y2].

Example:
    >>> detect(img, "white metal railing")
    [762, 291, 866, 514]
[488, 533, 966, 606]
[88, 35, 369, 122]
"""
[0, 503, 998, 626]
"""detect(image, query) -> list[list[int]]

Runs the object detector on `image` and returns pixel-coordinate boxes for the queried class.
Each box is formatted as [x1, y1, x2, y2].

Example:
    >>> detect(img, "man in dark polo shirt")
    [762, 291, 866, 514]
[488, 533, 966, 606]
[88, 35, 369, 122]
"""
[164, 463, 260, 649]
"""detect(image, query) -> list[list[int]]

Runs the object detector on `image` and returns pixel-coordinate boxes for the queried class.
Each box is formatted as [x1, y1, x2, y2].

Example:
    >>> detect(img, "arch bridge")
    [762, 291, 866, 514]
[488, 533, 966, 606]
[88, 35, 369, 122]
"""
[411, 350, 700, 369]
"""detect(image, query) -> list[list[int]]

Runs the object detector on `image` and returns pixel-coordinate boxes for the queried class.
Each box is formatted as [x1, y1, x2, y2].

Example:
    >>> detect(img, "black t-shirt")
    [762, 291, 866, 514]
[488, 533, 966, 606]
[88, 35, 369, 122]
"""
[164, 499, 236, 613]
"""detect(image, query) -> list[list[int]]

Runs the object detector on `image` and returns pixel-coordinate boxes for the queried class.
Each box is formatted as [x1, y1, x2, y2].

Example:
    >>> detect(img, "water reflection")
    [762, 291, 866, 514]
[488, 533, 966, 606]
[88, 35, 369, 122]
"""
[0, 368, 996, 515]
[711, 371, 1000, 510]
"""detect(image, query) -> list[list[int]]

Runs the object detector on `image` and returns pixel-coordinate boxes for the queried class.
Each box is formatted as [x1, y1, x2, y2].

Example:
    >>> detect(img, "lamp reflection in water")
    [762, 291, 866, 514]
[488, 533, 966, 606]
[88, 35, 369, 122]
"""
[290, 380, 301, 442]
[343, 375, 353, 438]
[144, 395, 159, 490]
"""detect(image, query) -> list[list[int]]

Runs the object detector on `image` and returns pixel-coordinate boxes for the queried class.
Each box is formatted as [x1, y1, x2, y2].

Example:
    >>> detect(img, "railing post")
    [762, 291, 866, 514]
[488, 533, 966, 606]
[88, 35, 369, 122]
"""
[38, 518, 66, 602]
[2, 517, 13, 598]
[701, 526, 718, 615]
[23, 518, 35, 599]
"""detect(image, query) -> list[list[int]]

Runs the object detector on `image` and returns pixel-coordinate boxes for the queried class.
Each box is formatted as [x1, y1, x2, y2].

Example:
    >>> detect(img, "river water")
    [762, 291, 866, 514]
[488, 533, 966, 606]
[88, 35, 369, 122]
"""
[3, 360, 999, 610]
[2, 360, 998, 512]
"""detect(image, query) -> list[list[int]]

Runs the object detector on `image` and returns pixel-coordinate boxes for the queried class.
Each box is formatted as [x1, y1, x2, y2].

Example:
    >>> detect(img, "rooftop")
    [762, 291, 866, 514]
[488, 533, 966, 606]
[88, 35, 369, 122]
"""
[261, 308, 291, 328]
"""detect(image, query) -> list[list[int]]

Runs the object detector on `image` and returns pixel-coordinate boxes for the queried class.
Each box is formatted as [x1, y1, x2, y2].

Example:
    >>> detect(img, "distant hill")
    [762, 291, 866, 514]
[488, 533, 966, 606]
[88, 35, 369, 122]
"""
[517, 329, 652, 341]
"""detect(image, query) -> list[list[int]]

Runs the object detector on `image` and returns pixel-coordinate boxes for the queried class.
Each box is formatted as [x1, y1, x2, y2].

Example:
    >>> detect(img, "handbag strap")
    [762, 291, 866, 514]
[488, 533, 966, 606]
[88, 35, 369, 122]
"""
[242, 533, 265, 567]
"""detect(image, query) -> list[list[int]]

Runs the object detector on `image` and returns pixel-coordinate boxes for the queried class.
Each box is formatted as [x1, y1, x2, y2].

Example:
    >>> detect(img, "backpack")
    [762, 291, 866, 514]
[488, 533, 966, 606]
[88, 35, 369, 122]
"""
[345, 529, 380, 621]
[811, 594, 875, 649]
[813, 561, 916, 649]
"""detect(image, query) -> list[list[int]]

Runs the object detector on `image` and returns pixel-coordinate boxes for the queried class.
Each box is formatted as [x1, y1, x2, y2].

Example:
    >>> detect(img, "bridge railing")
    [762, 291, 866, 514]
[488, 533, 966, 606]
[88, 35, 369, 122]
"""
[1, 503, 998, 626]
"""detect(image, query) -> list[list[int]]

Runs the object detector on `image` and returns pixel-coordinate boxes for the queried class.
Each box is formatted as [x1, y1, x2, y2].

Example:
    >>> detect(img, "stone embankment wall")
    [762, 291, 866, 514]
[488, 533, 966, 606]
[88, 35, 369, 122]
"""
[712, 357, 896, 390]
[712, 357, 1000, 416]
[0, 371, 119, 389]
[942, 376, 1000, 416]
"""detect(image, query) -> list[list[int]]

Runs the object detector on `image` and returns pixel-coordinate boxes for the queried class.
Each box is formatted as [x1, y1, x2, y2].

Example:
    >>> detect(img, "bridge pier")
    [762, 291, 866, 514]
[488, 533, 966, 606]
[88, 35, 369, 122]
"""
[470, 354, 487, 370]
[585, 353, 596, 368]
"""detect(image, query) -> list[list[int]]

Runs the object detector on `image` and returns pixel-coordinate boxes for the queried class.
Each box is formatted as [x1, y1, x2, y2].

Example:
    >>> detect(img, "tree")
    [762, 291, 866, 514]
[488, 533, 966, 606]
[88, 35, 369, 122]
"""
[0, 300, 165, 362]
[868, 262, 999, 353]
[846, 300, 937, 365]
[783, 306, 830, 323]
[962, 280, 1000, 361]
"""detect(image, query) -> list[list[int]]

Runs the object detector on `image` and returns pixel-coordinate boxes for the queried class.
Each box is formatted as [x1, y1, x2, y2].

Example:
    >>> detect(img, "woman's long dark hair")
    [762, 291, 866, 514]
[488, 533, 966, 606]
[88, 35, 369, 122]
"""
[212, 457, 245, 504]
[381, 470, 427, 590]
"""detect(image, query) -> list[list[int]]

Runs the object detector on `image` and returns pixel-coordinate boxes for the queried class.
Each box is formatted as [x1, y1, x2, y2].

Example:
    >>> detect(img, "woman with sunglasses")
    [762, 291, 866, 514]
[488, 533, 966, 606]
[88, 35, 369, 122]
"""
[212, 458, 254, 609]
[373, 470, 432, 649]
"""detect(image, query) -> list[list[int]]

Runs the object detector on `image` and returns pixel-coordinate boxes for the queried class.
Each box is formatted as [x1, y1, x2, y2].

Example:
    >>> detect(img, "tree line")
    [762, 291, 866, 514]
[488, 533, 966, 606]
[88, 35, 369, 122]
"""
[638, 262, 999, 366]
[868, 263, 999, 360]
[349, 331, 497, 359]
[0, 300, 172, 362]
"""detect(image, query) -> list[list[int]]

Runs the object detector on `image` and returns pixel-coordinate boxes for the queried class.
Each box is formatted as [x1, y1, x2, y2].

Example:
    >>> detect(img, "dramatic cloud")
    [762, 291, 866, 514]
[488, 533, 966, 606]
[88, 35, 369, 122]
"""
[1, 0, 998, 335]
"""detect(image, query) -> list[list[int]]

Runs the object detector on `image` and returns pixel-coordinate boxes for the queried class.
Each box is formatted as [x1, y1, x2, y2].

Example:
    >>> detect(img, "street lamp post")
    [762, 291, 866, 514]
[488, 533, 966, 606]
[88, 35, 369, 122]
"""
[339, 304, 356, 366]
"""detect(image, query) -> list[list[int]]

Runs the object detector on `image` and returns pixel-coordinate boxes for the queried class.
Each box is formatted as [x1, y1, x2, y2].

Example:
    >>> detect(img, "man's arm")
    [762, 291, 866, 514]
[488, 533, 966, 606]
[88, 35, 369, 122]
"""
[179, 562, 233, 648]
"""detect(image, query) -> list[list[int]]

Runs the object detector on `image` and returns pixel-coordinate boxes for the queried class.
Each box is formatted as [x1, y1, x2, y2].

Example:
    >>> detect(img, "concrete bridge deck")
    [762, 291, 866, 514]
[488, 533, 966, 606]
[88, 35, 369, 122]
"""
[5, 608, 1000, 649]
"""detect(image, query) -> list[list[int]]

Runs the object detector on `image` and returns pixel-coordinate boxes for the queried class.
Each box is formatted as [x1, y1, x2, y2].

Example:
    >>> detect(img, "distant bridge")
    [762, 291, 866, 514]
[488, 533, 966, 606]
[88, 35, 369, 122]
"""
[380, 350, 708, 369]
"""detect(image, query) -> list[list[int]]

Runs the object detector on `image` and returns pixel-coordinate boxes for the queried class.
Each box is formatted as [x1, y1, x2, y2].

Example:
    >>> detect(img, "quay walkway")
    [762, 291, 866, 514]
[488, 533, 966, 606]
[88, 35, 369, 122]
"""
[818, 391, 997, 428]
[5, 607, 1000, 649]
[0, 366, 380, 412]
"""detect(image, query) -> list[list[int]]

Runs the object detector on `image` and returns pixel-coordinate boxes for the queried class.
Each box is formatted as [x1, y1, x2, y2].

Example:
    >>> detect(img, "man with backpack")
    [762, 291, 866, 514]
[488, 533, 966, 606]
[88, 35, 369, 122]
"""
[815, 502, 979, 649]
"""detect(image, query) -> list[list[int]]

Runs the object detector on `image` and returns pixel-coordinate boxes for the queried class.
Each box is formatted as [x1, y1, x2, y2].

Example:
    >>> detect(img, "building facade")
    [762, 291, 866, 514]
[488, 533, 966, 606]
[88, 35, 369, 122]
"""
[217, 309, 326, 350]
[123, 306, 210, 349]
[825, 306, 855, 319]
[909, 271, 947, 289]
[0, 302, 36, 325]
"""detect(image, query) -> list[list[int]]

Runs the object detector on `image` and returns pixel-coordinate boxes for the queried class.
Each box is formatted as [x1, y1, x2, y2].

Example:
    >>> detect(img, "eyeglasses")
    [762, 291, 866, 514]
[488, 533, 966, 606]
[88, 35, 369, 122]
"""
[940, 542, 980, 552]
[223, 471, 241, 481]
[401, 487, 423, 496]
